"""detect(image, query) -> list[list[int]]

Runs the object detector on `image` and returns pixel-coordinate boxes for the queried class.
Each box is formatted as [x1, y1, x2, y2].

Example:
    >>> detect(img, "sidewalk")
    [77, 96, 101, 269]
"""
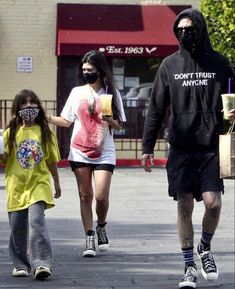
[0, 167, 234, 289]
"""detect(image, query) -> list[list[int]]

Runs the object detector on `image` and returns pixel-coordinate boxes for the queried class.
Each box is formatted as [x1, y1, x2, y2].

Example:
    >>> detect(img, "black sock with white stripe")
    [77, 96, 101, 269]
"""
[200, 230, 214, 251]
[182, 246, 195, 269]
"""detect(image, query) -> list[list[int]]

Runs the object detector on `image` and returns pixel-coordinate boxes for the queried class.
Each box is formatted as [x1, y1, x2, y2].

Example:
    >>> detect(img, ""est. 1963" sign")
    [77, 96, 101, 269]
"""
[99, 45, 157, 56]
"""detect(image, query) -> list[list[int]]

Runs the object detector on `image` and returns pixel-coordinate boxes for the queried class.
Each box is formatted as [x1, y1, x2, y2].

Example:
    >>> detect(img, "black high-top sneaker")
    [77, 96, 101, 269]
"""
[83, 230, 96, 257]
[197, 243, 219, 281]
[96, 222, 109, 252]
[179, 262, 198, 288]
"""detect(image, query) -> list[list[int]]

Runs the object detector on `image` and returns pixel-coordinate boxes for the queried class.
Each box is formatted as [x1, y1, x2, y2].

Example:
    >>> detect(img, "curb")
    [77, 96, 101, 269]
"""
[58, 158, 167, 168]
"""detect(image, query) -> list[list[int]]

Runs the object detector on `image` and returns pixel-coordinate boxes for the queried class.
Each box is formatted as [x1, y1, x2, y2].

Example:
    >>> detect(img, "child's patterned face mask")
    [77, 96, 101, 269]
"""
[19, 107, 40, 122]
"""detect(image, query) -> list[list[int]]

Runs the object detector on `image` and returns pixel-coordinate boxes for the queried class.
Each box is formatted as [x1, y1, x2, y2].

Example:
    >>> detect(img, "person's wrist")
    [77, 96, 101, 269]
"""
[47, 114, 51, 122]
[52, 175, 59, 182]
[107, 116, 113, 122]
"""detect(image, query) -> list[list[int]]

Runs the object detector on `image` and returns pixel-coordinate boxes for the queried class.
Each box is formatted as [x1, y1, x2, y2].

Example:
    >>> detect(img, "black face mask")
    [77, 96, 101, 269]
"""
[82, 72, 99, 84]
[176, 26, 197, 52]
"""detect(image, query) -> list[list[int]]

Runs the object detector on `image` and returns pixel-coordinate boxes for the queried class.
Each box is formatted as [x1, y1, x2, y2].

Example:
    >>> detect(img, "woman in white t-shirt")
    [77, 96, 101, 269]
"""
[48, 50, 126, 257]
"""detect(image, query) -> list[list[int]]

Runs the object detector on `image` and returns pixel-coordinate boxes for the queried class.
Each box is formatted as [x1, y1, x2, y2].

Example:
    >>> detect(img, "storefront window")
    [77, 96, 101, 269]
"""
[112, 57, 159, 97]
[57, 56, 163, 141]
[111, 57, 162, 138]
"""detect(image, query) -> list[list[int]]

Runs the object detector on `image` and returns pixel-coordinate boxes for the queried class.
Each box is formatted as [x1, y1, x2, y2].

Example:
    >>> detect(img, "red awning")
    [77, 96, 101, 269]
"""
[56, 4, 191, 57]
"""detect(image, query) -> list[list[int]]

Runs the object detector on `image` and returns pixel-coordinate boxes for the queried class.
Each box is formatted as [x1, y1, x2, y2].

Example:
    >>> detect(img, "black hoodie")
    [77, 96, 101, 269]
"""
[142, 8, 234, 153]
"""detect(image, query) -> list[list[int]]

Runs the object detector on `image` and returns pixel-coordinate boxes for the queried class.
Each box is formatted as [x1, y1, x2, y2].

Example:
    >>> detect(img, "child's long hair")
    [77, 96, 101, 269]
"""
[7, 89, 52, 152]
[78, 50, 122, 122]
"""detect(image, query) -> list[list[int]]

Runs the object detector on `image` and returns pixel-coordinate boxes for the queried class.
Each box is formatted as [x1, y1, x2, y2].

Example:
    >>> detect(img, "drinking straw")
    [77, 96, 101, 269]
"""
[105, 85, 108, 94]
[228, 78, 231, 94]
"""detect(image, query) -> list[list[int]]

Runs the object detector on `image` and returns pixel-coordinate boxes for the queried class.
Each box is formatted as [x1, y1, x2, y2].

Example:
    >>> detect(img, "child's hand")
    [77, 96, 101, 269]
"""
[54, 181, 61, 199]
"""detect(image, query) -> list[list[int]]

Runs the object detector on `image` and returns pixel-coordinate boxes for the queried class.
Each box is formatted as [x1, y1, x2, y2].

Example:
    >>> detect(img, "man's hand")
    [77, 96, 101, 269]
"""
[228, 108, 235, 122]
[140, 153, 154, 172]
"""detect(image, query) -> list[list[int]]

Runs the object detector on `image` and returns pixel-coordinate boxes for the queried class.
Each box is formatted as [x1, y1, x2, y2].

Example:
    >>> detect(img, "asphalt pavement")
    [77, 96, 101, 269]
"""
[0, 167, 234, 289]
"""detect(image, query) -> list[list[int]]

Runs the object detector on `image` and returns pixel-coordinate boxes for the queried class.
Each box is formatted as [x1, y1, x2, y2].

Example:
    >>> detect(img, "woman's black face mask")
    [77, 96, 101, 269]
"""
[82, 72, 99, 84]
[176, 26, 197, 52]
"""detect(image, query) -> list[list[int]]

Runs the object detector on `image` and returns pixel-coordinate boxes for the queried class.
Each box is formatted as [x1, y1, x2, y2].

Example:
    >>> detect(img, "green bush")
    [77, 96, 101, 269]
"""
[200, 0, 235, 67]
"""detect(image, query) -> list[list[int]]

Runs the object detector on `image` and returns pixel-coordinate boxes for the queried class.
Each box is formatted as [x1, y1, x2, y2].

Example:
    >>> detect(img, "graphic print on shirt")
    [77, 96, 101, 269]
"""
[17, 138, 43, 169]
[173, 72, 216, 86]
[71, 98, 106, 159]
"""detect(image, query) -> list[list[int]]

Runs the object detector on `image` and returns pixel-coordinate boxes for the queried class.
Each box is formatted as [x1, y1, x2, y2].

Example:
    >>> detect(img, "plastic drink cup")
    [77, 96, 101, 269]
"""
[100, 94, 113, 116]
[0, 129, 4, 154]
[221, 93, 235, 120]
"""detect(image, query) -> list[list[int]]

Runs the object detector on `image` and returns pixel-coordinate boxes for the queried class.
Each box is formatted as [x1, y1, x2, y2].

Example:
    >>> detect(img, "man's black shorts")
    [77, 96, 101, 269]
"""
[166, 148, 224, 201]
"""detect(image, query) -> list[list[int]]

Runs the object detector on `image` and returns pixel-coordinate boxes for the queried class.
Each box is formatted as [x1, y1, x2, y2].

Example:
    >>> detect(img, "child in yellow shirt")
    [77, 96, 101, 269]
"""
[0, 89, 61, 280]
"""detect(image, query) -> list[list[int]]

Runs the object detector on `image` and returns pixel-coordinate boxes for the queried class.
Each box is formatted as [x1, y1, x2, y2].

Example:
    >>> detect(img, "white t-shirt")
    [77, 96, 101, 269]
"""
[61, 84, 126, 165]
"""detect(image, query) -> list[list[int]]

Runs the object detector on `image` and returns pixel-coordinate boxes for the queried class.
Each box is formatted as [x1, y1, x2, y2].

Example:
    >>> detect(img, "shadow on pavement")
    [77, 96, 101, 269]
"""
[0, 219, 234, 289]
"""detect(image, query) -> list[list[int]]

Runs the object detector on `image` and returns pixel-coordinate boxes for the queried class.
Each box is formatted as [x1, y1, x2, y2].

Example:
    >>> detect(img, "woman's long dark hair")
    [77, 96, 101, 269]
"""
[7, 89, 53, 152]
[78, 50, 122, 122]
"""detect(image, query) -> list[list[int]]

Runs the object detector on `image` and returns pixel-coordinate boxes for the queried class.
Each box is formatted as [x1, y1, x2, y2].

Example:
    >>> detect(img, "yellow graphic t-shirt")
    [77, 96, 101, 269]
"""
[4, 125, 60, 212]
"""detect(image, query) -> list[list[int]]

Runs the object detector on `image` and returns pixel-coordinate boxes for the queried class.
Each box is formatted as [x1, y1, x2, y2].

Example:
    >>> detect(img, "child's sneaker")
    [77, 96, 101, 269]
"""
[179, 262, 197, 288]
[34, 266, 51, 280]
[197, 244, 219, 281]
[83, 231, 96, 257]
[12, 268, 28, 277]
[96, 223, 109, 252]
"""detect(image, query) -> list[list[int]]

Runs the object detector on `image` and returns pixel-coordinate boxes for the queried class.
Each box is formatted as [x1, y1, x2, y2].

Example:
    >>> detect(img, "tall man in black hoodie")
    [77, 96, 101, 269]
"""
[141, 8, 234, 289]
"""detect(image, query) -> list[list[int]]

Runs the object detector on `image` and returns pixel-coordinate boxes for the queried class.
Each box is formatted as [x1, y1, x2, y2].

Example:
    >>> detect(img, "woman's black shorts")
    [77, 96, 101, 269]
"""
[70, 161, 115, 174]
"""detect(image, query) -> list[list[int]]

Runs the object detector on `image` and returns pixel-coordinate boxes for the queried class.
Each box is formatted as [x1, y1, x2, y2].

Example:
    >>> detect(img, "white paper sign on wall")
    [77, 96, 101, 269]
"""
[17, 56, 33, 72]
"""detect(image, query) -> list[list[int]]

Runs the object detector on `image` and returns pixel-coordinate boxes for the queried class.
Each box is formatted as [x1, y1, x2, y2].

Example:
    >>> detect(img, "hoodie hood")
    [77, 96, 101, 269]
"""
[173, 8, 213, 56]
[142, 8, 234, 154]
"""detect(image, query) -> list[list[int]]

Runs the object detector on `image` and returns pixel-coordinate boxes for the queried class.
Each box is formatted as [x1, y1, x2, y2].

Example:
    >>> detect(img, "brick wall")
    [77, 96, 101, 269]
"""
[0, 0, 200, 101]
